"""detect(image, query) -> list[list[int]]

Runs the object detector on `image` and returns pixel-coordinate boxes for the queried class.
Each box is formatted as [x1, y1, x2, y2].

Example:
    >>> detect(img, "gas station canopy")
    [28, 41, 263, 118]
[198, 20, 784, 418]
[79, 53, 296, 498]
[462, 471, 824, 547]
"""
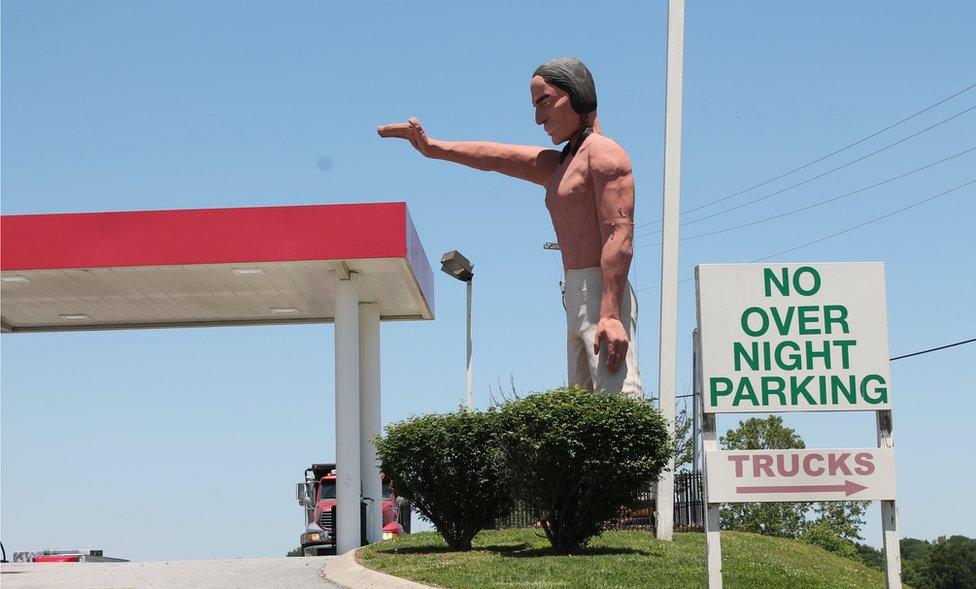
[2, 201, 435, 553]
[0, 202, 434, 332]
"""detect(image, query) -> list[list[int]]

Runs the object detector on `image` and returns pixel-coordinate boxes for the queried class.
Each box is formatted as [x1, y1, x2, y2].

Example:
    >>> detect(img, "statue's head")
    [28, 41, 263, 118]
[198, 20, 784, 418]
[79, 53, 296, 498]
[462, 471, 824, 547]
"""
[531, 57, 598, 145]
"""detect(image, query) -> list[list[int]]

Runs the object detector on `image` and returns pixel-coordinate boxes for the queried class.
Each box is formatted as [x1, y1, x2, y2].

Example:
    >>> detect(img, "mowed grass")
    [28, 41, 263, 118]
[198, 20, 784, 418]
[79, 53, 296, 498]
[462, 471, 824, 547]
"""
[359, 528, 888, 589]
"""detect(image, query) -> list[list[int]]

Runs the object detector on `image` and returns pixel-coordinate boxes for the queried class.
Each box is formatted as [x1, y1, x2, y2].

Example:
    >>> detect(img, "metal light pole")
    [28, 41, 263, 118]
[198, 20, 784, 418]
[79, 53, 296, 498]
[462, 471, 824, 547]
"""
[657, 0, 685, 542]
[466, 279, 473, 410]
[440, 250, 475, 410]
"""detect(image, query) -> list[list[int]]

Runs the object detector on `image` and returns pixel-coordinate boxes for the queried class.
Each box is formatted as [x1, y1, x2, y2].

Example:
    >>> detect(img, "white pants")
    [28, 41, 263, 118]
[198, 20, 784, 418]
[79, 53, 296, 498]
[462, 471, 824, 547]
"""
[564, 267, 643, 399]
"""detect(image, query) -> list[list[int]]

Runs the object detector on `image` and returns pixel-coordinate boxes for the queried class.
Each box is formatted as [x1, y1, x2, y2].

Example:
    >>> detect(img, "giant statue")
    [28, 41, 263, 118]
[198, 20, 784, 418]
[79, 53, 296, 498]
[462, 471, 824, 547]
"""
[378, 57, 641, 398]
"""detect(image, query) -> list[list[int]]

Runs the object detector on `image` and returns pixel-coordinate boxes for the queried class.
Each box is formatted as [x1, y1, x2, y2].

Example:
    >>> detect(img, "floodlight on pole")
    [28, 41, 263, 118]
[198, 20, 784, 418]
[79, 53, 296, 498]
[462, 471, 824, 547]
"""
[440, 250, 473, 282]
[440, 250, 474, 410]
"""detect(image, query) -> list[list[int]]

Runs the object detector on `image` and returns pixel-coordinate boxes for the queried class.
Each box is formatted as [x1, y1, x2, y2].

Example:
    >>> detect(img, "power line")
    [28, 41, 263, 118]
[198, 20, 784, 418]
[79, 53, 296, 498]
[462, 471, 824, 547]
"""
[635, 178, 975, 292]
[635, 277, 692, 293]
[636, 146, 976, 248]
[635, 81, 976, 229]
[651, 341, 973, 386]
[890, 338, 976, 361]
[678, 81, 976, 217]
[636, 103, 976, 235]
[751, 178, 974, 261]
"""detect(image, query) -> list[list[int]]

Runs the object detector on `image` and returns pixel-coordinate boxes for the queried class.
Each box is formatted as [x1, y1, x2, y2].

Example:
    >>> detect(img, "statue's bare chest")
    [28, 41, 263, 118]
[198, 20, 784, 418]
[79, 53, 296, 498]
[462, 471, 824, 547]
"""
[545, 155, 592, 213]
[541, 145, 605, 266]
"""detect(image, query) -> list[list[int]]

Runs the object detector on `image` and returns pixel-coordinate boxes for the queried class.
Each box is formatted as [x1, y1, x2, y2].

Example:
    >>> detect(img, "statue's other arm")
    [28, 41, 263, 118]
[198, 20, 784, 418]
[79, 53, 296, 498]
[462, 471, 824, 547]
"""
[589, 137, 635, 374]
[377, 118, 561, 186]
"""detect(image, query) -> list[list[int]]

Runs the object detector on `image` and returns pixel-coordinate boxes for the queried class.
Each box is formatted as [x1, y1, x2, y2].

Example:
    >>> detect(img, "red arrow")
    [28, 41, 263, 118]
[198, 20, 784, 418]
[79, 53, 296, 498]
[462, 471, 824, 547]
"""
[736, 480, 868, 497]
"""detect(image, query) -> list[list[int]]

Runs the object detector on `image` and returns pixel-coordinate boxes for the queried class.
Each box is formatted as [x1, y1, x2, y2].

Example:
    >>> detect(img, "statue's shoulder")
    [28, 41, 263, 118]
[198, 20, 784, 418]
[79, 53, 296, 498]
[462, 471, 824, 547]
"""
[583, 134, 632, 175]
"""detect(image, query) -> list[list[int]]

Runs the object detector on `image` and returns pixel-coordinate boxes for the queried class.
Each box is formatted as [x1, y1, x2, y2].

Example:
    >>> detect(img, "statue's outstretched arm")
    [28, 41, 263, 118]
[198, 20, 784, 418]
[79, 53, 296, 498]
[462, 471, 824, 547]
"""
[378, 117, 561, 186]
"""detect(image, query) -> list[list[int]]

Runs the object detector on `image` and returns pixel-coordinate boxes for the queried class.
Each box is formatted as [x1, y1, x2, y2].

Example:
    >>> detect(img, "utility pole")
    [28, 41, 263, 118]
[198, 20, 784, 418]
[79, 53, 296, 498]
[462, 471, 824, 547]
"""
[656, 0, 685, 542]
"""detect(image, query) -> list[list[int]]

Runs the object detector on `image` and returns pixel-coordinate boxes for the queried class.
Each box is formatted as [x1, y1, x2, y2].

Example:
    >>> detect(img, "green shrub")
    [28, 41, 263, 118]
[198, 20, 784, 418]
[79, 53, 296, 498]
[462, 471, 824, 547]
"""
[901, 535, 976, 588]
[855, 542, 884, 570]
[799, 521, 859, 561]
[928, 535, 976, 589]
[375, 409, 511, 551]
[497, 386, 672, 554]
[902, 537, 935, 587]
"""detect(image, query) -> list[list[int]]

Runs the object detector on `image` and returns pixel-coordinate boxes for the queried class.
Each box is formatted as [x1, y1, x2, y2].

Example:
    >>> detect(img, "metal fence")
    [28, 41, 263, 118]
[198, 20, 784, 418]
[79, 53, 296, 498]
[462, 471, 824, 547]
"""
[493, 500, 537, 530]
[673, 471, 705, 532]
[493, 471, 705, 533]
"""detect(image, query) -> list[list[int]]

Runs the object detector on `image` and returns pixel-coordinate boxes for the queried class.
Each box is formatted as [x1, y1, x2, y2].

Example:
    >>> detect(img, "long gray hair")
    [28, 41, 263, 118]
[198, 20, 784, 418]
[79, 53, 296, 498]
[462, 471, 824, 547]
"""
[533, 57, 597, 114]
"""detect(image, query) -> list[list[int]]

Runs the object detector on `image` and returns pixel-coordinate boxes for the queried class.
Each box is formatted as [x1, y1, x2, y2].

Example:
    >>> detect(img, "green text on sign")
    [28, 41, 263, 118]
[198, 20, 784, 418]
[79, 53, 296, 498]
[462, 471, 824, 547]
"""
[696, 263, 891, 413]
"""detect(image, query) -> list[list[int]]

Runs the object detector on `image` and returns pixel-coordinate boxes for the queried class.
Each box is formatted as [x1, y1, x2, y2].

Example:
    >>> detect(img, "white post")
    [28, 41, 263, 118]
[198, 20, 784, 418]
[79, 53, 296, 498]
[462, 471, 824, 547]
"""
[656, 0, 685, 542]
[466, 279, 473, 410]
[359, 302, 382, 544]
[335, 273, 361, 554]
[703, 414, 723, 589]
[692, 328, 701, 474]
[877, 410, 902, 588]
[696, 328, 722, 588]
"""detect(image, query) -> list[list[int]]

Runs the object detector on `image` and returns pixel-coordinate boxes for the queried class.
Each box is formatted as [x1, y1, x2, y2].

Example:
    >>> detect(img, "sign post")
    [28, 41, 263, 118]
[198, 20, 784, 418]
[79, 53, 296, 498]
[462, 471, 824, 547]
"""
[877, 410, 902, 586]
[695, 263, 901, 588]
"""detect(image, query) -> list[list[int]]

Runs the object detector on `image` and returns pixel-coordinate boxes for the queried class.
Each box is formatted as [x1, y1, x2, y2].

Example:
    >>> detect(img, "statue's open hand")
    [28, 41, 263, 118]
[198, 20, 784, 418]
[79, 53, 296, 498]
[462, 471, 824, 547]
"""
[594, 317, 629, 374]
[377, 117, 432, 157]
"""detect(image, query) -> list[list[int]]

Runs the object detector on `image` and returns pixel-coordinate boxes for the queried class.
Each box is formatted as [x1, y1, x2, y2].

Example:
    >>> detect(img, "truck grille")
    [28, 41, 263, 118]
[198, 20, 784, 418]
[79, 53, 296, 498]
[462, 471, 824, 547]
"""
[318, 510, 334, 535]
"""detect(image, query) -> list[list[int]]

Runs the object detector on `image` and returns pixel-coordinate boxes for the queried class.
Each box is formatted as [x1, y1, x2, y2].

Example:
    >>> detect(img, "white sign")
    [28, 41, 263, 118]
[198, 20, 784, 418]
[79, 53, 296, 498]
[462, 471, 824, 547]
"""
[696, 263, 892, 413]
[705, 448, 897, 502]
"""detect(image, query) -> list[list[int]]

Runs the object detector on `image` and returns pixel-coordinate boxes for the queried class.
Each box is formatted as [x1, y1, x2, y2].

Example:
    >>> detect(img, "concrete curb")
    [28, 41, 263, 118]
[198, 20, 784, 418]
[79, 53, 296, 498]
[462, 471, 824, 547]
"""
[322, 549, 438, 589]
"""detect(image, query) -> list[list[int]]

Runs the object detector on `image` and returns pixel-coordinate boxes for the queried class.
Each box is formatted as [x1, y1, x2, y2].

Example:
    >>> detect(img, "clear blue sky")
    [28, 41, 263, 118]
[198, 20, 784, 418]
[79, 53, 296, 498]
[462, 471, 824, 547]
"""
[2, 0, 974, 561]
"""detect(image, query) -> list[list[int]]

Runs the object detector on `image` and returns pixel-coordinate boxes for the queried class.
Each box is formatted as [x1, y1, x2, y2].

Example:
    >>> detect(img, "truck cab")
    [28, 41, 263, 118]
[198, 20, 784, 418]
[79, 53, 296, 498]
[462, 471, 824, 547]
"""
[296, 463, 409, 556]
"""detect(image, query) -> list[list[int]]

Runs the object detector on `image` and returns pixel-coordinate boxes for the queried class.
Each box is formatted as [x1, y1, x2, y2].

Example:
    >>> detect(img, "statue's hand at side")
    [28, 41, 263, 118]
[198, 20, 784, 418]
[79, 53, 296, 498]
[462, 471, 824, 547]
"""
[377, 117, 433, 157]
[594, 316, 629, 374]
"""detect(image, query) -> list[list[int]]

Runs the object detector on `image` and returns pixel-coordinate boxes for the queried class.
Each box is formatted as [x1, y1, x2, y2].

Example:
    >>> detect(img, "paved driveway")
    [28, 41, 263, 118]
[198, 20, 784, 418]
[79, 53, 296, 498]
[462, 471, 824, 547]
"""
[0, 556, 340, 588]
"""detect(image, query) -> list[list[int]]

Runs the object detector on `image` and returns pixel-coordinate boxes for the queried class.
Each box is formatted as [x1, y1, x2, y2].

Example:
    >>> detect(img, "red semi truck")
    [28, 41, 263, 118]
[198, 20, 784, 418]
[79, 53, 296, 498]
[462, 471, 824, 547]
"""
[295, 463, 409, 556]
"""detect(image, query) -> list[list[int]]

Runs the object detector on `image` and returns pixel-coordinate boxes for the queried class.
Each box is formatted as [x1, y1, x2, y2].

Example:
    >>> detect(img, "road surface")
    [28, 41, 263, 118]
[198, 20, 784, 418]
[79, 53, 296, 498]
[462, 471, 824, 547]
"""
[0, 556, 340, 588]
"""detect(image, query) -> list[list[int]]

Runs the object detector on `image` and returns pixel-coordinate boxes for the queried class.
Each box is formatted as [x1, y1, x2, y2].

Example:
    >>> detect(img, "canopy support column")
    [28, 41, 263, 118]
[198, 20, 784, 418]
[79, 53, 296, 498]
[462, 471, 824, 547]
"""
[359, 302, 382, 544]
[335, 273, 361, 554]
